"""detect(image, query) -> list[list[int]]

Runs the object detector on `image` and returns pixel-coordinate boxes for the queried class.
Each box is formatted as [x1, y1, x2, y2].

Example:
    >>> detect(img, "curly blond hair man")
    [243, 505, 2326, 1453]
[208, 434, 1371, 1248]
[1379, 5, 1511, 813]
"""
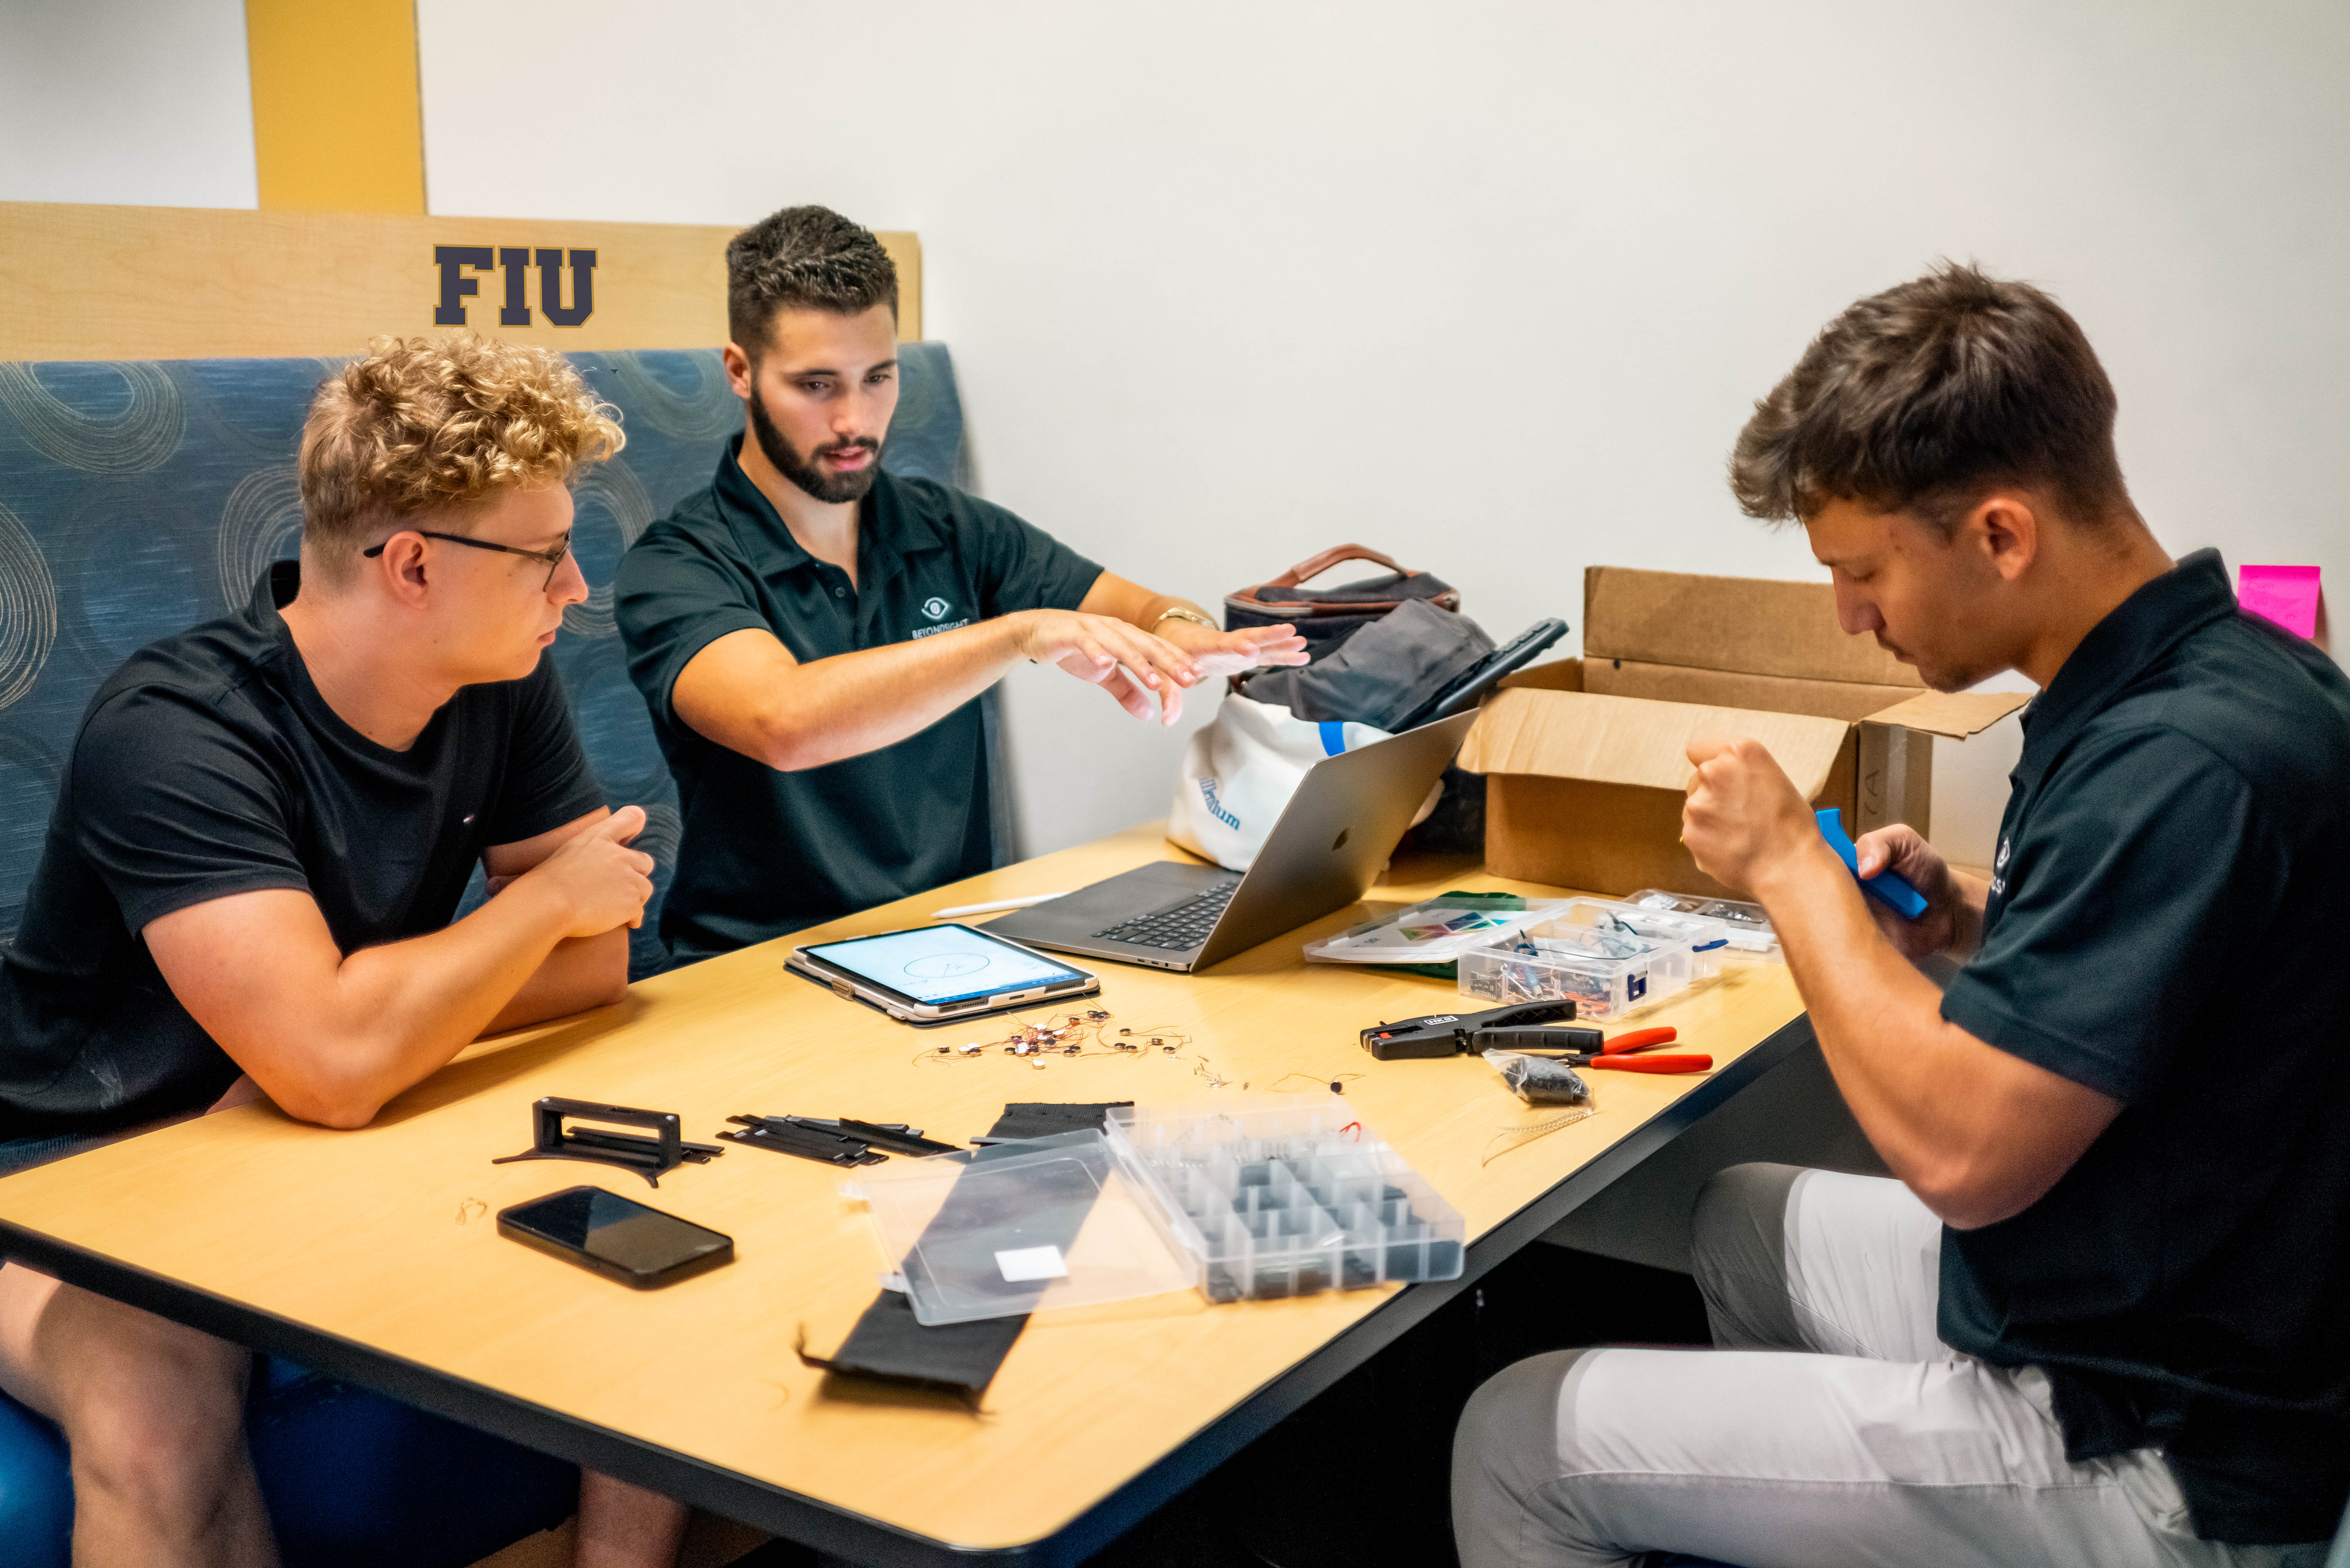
[0, 333, 682, 1567]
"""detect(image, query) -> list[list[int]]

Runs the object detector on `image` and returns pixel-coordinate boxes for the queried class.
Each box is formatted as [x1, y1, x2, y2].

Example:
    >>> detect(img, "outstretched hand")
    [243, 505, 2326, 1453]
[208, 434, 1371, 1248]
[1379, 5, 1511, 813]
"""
[1016, 610, 1205, 725]
[1157, 620, 1311, 681]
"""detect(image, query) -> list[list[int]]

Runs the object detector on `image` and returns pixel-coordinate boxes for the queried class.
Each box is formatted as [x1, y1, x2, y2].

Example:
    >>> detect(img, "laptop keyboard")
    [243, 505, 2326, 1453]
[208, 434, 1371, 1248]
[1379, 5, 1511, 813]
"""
[1093, 881, 1239, 950]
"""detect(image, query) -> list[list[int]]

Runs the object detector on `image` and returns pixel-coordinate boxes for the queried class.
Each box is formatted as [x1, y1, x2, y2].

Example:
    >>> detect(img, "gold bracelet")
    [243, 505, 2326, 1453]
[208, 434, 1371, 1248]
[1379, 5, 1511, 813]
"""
[1152, 605, 1218, 632]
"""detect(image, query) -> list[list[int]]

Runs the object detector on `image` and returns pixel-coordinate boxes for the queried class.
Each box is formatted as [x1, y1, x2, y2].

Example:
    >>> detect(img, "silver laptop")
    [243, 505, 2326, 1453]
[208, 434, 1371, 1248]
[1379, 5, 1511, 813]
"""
[985, 711, 1479, 972]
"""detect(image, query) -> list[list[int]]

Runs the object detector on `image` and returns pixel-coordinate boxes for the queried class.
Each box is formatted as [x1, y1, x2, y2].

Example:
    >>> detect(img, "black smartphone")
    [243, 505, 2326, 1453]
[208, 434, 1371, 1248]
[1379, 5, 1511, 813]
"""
[497, 1186, 734, 1289]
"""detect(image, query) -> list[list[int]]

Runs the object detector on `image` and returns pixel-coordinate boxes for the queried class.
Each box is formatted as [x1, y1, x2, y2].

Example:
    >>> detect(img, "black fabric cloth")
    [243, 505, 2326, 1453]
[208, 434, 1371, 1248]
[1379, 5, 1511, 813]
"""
[806, 1103, 1133, 1399]
[0, 562, 603, 1138]
[1240, 598, 1495, 729]
[614, 442, 1103, 964]
[1936, 549, 2350, 1545]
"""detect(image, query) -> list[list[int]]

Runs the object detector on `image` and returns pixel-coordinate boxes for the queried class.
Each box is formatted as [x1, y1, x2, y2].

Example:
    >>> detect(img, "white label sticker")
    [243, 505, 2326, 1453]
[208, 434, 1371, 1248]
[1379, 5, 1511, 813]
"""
[994, 1244, 1070, 1283]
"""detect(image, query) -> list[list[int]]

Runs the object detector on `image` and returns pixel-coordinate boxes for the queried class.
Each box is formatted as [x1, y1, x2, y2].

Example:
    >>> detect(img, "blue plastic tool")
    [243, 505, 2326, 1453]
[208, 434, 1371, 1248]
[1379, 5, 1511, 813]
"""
[1815, 809, 1930, 919]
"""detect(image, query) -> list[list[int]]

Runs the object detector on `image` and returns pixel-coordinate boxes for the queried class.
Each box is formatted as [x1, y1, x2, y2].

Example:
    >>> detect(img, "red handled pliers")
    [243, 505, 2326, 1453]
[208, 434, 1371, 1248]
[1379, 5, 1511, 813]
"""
[1470, 1024, 1714, 1074]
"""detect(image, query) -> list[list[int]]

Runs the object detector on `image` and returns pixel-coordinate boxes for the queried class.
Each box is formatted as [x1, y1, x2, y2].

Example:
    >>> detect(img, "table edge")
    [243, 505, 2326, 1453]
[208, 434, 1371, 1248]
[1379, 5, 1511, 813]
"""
[0, 1011, 1817, 1566]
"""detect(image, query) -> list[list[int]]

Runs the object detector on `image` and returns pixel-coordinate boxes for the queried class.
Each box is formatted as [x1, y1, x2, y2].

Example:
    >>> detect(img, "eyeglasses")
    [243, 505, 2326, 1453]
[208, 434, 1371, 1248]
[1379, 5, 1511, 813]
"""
[361, 529, 574, 589]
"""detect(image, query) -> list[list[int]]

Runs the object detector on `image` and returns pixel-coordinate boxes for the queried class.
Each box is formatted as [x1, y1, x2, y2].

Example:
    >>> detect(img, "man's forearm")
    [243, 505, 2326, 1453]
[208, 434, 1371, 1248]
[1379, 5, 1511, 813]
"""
[747, 617, 1030, 770]
[485, 927, 630, 1034]
[1946, 868, 1990, 957]
[290, 882, 589, 1125]
[1754, 845, 2101, 1227]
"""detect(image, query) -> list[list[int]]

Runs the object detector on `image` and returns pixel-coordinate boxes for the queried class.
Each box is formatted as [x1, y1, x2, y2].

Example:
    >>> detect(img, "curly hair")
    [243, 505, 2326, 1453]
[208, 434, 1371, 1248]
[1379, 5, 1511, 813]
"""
[726, 205, 898, 356]
[1729, 262, 2129, 533]
[299, 331, 624, 583]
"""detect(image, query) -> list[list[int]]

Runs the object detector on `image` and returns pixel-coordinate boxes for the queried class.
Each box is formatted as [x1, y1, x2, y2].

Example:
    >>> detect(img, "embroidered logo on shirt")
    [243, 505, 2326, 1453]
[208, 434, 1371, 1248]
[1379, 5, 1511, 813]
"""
[921, 596, 951, 620]
[1990, 834, 2011, 898]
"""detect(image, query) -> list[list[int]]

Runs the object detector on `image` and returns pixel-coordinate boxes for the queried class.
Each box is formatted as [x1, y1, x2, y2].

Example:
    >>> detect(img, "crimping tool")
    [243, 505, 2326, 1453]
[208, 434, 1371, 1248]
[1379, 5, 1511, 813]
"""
[1362, 1002, 1712, 1072]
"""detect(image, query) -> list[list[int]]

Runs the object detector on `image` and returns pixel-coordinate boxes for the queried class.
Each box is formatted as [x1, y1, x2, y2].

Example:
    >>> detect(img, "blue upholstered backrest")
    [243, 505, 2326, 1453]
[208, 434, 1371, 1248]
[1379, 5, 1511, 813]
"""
[0, 345, 969, 976]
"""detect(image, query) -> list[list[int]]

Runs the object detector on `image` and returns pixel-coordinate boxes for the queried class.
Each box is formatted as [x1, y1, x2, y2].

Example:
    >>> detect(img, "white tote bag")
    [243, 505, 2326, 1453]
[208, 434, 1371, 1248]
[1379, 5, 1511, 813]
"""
[1165, 695, 1393, 871]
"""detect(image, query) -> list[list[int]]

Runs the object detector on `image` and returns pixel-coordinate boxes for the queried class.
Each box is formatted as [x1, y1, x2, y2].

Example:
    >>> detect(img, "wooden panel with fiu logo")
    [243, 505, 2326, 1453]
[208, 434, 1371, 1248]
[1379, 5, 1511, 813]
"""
[0, 203, 923, 362]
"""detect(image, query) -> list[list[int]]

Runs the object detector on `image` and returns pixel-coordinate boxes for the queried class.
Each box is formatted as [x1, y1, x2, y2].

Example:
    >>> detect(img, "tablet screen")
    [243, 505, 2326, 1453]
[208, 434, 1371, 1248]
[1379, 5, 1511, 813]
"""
[800, 924, 1091, 1006]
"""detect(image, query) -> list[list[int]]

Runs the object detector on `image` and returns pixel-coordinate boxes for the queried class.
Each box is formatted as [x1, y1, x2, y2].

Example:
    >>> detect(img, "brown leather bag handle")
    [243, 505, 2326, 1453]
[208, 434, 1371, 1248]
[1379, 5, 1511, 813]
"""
[1266, 543, 1410, 589]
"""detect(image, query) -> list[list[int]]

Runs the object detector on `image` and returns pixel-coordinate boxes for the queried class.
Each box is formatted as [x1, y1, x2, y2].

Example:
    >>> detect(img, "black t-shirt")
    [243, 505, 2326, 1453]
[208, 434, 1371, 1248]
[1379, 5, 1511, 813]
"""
[614, 443, 1103, 963]
[1937, 550, 2350, 1544]
[0, 562, 604, 1137]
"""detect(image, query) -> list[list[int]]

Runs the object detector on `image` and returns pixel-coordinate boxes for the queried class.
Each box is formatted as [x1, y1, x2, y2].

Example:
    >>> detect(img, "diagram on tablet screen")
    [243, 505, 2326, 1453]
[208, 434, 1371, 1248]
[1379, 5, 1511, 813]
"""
[811, 925, 1076, 1003]
[904, 952, 991, 979]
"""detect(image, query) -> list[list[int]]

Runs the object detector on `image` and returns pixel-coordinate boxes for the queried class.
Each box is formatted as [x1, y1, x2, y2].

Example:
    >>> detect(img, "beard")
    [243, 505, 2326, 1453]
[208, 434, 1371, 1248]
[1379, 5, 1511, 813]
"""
[745, 385, 883, 505]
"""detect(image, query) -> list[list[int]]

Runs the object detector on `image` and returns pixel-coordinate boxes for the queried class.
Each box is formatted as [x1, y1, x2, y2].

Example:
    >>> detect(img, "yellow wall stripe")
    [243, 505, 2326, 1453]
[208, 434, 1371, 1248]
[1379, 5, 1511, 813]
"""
[245, 0, 427, 213]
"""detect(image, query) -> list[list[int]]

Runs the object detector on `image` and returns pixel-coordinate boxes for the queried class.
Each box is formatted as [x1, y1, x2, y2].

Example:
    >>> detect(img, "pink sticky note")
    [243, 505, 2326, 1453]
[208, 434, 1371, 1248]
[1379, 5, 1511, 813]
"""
[2238, 564, 2321, 639]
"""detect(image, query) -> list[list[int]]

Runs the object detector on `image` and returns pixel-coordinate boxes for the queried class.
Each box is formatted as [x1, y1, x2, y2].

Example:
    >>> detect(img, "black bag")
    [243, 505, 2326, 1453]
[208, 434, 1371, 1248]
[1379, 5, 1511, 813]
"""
[1223, 544, 1461, 660]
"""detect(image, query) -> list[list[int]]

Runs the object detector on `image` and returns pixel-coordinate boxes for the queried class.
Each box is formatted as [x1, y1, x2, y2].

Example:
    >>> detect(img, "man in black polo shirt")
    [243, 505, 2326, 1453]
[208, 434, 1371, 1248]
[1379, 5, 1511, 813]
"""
[0, 335, 684, 1567]
[1453, 265, 2346, 1565]
[615, 206, 1307, 964]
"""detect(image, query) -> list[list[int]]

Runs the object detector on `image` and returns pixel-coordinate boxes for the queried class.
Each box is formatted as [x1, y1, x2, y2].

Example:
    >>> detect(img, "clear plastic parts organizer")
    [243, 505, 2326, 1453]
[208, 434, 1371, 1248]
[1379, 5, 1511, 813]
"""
[1105, 1098, 1466, 1304]
[844, 1129, 1199, 1326]
[1626, 888, 1782, 961]
[1302, 895, 1576, 967]
[1456, 898, 1730, 1020]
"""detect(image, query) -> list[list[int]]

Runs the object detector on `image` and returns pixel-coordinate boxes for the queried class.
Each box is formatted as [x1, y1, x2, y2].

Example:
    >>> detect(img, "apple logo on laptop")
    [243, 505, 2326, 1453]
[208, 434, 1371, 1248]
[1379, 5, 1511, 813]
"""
[1331, 828, 1350, 852]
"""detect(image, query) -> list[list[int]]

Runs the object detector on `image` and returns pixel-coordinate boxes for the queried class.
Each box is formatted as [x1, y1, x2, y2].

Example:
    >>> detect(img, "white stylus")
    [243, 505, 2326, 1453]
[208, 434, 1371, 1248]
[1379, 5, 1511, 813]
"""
[929, 893, 1069, 919]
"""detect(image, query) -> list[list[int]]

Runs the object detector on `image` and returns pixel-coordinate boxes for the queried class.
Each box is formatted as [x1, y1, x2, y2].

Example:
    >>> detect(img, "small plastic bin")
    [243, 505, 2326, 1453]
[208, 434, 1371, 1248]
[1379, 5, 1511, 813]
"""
[1457, 899, 1703, 1020]
[1590, 901, 1733, 979]
[1105, 1098, 1465, 1304]
[844, 1129, 1200, 1325]
[1626, 888, 1783, 961]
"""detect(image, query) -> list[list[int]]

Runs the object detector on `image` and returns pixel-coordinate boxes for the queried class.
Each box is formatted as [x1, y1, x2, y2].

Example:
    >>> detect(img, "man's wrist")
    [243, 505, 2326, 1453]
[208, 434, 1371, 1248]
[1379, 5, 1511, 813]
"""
[1150, 605, 1217, 636]
[1747, 834, 1847, 914]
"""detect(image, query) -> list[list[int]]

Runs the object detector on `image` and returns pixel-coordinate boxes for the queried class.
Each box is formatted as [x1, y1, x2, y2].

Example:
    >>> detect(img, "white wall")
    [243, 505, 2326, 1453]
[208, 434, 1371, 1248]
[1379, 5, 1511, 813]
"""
[19, 2, 2348, 867]
[0, 0, 257, 208]
[412, 0, 2350, 868]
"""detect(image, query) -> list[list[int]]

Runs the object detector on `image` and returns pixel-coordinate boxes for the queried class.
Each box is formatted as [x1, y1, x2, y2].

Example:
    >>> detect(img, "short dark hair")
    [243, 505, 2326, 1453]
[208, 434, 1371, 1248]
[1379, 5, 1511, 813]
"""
[1729, 262, 2130, 531]
[726, 205, 898, 355]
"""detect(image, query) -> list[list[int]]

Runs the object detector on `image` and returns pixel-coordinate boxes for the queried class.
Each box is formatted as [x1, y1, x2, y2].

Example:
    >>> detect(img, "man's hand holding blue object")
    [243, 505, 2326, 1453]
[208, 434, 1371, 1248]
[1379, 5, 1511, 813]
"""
[1815, 808, 1929, 918]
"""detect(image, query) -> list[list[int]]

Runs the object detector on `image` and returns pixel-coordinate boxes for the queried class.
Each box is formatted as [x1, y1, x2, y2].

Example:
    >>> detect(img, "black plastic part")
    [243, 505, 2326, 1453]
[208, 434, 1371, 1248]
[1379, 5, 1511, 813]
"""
[815, 1119, 959, 1157]
[0, 1018, 1817, 1567]
[719, 1117, 887, 1167]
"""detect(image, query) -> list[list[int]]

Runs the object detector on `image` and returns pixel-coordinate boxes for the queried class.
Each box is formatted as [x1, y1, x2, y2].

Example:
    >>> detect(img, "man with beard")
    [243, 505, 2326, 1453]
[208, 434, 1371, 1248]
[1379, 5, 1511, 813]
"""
[615, 206, 1305, 964]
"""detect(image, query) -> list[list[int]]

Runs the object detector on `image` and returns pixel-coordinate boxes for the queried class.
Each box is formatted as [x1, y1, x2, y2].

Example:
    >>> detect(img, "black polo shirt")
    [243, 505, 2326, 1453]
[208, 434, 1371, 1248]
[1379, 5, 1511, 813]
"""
[1936, 549, 2350, 1544]
[614, 442, 1103, 962]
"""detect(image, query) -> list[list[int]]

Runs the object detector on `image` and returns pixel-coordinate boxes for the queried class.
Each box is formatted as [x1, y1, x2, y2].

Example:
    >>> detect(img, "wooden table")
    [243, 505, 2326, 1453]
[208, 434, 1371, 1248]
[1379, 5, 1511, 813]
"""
[0, 825, 1812, 1567]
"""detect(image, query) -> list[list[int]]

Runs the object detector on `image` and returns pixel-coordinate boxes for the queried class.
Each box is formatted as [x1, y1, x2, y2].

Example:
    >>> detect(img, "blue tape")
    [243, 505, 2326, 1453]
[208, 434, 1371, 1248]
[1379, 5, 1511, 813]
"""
[1317, 720, 1347, 757]
[1815, 809, 1930, 919]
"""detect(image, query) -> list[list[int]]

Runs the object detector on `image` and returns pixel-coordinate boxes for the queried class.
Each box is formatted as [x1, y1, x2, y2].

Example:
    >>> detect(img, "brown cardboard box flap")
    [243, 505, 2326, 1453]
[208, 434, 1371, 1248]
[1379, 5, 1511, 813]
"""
[1585, 658, 1920, 723]
[1860, 689, 2031, 739]
[1584, 565, 1926, 689]
[1460, 687, 1853, 798]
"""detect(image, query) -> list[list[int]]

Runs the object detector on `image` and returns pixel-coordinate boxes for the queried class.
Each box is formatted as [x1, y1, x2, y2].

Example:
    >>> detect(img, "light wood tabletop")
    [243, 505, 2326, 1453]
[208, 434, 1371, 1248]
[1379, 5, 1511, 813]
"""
[0, 824, 1809, 1565]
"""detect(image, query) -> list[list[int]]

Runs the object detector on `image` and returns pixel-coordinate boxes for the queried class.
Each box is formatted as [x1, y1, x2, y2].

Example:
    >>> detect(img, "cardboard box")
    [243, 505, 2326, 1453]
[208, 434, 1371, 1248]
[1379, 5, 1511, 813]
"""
[1458, 567, 2028, 898]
